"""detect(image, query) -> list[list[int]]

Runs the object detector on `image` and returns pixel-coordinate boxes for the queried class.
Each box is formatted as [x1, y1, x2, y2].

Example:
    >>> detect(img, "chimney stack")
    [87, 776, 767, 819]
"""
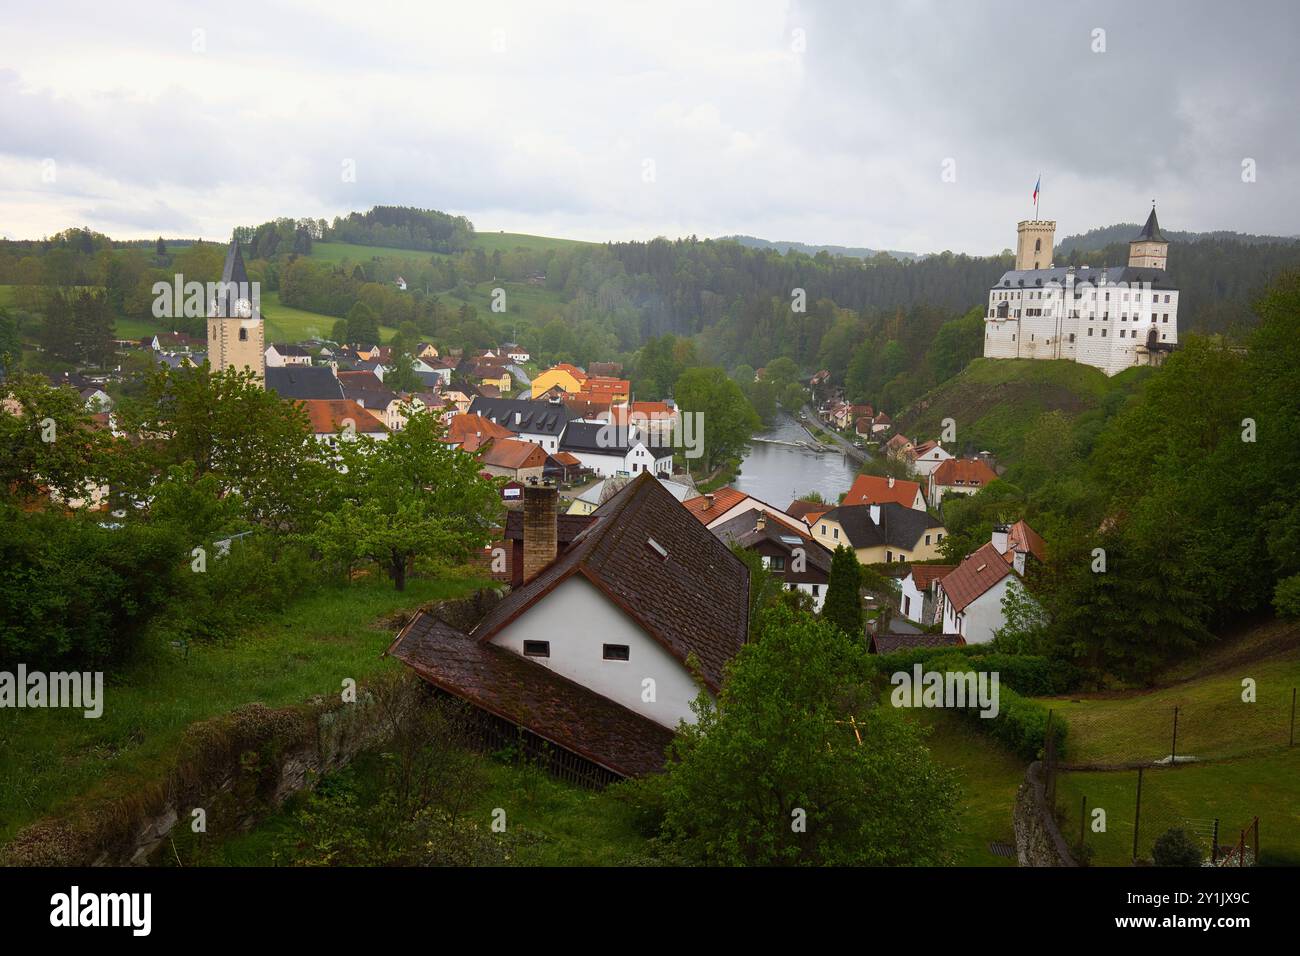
[755, 511, 766, 532]
[522, 478, 558, 583]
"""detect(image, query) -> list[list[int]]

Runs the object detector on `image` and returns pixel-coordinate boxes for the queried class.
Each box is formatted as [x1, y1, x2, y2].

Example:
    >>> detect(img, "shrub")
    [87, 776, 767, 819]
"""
[953, 684, 1067, 761]
[1152, 827, 1204, 867]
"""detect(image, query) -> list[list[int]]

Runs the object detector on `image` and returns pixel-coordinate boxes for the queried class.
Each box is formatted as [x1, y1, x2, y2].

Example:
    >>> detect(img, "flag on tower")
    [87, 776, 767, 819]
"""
[1032, 175, 1041, 205]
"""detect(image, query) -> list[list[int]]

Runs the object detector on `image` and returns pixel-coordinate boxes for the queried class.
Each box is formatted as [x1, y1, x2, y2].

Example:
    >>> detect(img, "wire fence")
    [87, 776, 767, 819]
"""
[1053, 765, 1264, 866]
[1051, 687, 1297, 769]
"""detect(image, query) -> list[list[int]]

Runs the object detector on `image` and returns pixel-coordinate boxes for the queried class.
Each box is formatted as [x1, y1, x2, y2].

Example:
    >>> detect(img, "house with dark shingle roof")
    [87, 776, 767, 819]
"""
[811, 502, 946, 565]
[388, 475, 750, 778]
[468, 396, 574, 454]
[558, 420, 673, 478]
[711, 509, 833, 612]
[265, 365, 345, 401]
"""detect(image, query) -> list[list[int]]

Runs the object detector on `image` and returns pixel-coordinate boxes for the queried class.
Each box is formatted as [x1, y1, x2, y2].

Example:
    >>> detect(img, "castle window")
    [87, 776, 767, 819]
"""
[1088, 328, 1094, 336]
[1034, 238, 1041, 252]
[1101, 329, 1107, 337]
[1163, 314, 1169, 322]
[239, 328, 248, 341]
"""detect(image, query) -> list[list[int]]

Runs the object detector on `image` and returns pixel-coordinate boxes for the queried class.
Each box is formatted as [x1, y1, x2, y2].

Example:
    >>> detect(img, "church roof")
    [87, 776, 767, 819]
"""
[215, 239, 253, 316]
[1133, 207, 1167, 243]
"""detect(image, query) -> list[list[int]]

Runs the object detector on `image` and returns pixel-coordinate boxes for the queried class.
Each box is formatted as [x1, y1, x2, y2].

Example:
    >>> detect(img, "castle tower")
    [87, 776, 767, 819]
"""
[1015, 220, 1056, 271]
[1128, 205, 1169, 270]
[208, 238, 265, 384]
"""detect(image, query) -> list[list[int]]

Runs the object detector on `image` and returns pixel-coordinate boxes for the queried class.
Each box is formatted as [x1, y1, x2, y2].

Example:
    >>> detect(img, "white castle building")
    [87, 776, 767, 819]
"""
[982, 207, 1179, 376]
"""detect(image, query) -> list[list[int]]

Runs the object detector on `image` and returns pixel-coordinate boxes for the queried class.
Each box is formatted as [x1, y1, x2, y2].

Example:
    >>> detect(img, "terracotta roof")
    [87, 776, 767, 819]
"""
[869, 632, 965, 654]
[1006, 519, 1047, 563]
[446, 413, 513, 452]
[785, 499, 827, 521]
[472, 473, 750, 692]
[843, 474, 923, 509]
[479, 438, 547, 470]
[299, 399, 386, 434]
[939, 542, 1014, 614]
[553, 451, 582, 467]
[908, 564, 957, 590]
[682, 486, 749, 523]
[932, 458, 998, 488]
[387, 616, 674, 777]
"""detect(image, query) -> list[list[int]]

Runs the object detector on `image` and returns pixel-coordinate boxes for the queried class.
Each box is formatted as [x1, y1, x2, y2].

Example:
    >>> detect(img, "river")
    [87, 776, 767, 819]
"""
[733, 414, 860, 508]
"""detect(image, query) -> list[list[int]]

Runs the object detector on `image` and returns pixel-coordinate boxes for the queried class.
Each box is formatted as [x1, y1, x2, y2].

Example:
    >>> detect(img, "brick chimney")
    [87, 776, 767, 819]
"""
[522, 478, 558, 583]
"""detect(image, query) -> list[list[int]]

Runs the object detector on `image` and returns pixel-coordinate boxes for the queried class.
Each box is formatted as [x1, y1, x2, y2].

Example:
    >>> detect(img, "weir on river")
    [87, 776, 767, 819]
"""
[733, 414, 860, 506]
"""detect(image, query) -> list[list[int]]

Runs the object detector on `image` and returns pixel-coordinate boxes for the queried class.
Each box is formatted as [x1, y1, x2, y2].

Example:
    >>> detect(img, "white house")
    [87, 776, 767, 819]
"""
[908, 440, 953, 478]
[558, 420, 673, 478]
[934, 542, 1016, 644]
[899, 563, 956, 625]
[389, 476, 750, 752]
[265, 343, 312, 367]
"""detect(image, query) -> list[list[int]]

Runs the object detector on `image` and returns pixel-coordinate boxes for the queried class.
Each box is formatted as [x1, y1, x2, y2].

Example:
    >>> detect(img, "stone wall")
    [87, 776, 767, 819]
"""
[1013, 761, 1078, 867]
[0, 590, 502, 867]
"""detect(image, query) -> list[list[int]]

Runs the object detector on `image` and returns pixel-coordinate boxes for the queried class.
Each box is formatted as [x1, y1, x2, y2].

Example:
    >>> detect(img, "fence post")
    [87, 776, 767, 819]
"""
[1290, 688, 1296, 747]
[1239, 829, 1246, 868]
[1211, 818, 1219, 864]
[1132, 766, 1144, 863]
[1044, 709, 1057, 805]
[1171, 705, 1179, 763]
[1253, 816, 1260, 865]
[1080, 795, 1088, 850]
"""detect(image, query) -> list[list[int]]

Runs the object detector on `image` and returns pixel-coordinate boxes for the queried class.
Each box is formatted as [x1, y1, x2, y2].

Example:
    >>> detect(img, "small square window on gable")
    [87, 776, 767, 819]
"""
[603, 644, 630, 661]
[523, 640, 550, 658]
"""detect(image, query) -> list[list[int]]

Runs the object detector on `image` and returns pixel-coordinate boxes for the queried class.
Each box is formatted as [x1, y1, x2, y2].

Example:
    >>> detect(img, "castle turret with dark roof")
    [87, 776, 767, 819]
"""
[1128, 205, 1169, 270]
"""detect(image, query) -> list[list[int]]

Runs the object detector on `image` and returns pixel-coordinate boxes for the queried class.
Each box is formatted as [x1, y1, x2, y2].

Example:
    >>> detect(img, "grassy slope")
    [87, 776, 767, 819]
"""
[259, 290, 397, 344]
[1056, 752, 1300, 866]
[1040, 630, 1300, 766]
[184, 756, 647, 867]
[907, 709, 1026, 866]
[1046, 619, 1300, 865]
[0, 573, 485, 845]
[897, 357, 1149, 459]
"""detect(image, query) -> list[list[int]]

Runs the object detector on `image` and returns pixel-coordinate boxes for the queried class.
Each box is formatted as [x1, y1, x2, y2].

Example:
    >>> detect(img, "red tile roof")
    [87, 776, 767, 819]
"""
[682, 486, 749, 523]
[472, 474, 750, 692]
[387, 616, 674, 777]
[939, 542, 1014, 614]
[447, 413, 513, 452]
[933, 458, 998, 488]
[843, 473, 923, 509]
[909, 564, 957, 590]
[1005, 519, 1047, 563]
[479, 438, 547, 470]
[299, 399, 386, 434]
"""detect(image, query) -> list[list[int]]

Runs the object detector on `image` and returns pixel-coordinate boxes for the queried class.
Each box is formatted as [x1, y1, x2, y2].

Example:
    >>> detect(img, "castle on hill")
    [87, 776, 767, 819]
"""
[982, 207, 1179, 376]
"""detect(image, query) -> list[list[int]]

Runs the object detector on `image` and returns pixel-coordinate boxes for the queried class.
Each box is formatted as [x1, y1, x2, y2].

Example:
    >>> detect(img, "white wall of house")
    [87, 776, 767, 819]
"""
[489, 575, 702, 728]
[900, 573, 926, 623]
[785, 581, 827, 613]
[940, 576, 1013, 645]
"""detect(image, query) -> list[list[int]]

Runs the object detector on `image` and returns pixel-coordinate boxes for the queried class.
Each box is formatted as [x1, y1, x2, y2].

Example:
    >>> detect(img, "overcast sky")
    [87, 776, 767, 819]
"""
[2, 0, 1297, 253]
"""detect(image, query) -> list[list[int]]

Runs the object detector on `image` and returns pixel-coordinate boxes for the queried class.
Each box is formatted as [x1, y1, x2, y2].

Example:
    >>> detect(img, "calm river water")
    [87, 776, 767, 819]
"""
[733, 414, 859, 508]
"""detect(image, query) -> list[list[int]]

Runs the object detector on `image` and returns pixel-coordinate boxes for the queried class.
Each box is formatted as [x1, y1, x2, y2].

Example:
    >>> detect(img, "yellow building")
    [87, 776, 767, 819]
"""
[811, 503, 946, 565]
[530, 363, 587, 398]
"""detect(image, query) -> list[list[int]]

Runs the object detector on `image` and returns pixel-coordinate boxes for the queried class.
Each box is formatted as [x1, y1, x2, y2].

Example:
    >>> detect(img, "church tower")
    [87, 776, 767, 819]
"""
[1128, 205, 1169, 270]
[1015, 219, 1056, 271]
[208, 238, 265, 384]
